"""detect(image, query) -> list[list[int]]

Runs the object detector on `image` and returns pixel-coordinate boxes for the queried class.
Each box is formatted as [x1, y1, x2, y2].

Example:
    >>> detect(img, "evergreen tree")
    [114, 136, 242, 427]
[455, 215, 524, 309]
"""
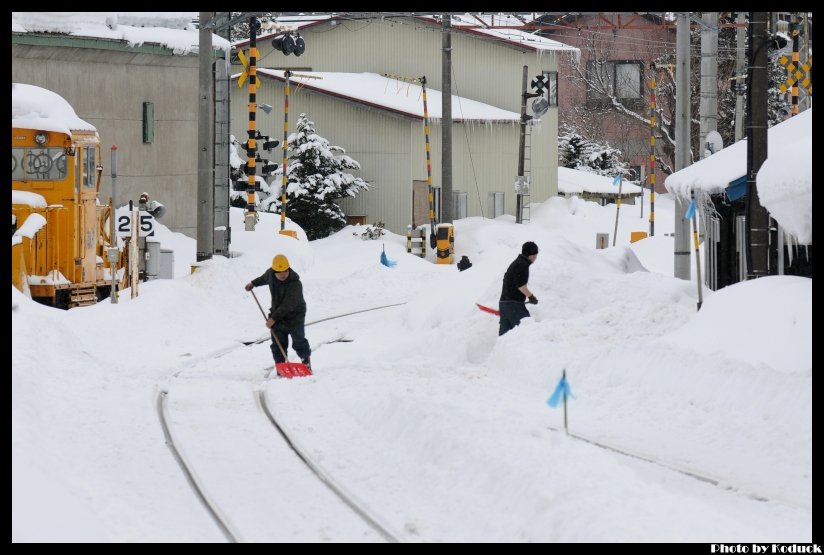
[267, 114, 369, 240]
[558, 125, 630, 178]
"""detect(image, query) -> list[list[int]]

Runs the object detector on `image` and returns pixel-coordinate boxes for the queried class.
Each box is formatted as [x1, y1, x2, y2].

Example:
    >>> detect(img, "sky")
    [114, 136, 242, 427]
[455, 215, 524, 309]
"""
[12, 190, 812, 542]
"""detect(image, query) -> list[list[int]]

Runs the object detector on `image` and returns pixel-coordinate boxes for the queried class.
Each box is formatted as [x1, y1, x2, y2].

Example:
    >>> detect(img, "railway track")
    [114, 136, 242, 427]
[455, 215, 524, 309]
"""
[158, 303, 407, 542]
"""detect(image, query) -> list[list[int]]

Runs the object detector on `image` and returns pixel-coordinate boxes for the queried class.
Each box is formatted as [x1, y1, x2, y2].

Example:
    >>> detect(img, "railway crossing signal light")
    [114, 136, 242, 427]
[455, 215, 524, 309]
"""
[241, 157, 279, 177]
[259, 160, 279, 176]
[261, 138, 279, 152]
[530, 74, 550, 117]
[242, 133, 279, 154]
[273, 33, 305, 57]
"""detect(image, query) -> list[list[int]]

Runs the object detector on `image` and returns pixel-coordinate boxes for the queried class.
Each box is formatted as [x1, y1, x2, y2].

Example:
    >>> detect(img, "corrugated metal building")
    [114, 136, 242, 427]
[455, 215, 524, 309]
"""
[233, 70, 528, 234]
[232, 15, 578, 234]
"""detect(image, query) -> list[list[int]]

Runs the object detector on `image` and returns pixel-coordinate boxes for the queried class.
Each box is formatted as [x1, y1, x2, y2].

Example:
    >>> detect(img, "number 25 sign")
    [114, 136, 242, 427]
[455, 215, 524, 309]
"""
[114, 207, 156, 237]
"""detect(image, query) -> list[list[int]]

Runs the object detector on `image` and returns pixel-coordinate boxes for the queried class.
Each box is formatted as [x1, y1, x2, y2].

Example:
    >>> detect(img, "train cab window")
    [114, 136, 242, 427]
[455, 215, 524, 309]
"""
[12, 147, 68, 181]
[83, 147, 96, 188]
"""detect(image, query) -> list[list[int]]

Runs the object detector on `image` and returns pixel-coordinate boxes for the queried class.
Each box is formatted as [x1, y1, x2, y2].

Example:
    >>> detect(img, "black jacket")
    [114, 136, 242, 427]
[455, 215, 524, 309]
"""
[251, 268, 307, 328]
[500, 254, 532, 302]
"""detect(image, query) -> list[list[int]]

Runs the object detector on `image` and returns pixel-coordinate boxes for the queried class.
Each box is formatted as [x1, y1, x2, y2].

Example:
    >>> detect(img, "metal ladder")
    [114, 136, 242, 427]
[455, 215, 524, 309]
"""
[521, 125, 532, 223]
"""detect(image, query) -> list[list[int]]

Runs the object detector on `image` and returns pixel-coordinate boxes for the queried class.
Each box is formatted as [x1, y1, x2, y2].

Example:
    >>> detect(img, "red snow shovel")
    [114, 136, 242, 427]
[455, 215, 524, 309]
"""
[476, 303, 500, 316]
[249, 289, 312, 378]
[476, 301, 530, 317]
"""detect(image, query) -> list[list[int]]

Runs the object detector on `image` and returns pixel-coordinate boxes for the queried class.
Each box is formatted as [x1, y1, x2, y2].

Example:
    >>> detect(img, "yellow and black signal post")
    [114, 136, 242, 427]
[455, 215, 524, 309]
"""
[280, 70, 291, 234]
[420, 76, 438, 251]
[384, 73, 443, 261]
[243, 17, 260, 231]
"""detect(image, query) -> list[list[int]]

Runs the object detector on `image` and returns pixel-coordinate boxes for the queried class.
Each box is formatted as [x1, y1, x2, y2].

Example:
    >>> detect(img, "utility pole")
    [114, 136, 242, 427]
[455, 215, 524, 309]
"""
[213, 12, 231, 256]
[699, 12, 718, 158]
[802, 12, 810, 111]
[734, 12, 746, 141]
[441, 13, 453, 223]
[197, 11, 215, 261]
[673, 13, 692, 280]
[746, 12, 770, 279]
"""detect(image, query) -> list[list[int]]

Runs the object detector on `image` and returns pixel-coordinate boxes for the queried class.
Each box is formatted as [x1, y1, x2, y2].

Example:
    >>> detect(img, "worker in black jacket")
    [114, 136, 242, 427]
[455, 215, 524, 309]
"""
[498, 241, 539, 336]
[245, 254, 311, 369]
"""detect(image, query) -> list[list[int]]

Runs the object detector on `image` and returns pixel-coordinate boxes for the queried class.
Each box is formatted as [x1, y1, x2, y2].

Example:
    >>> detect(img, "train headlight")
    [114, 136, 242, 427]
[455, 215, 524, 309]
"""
[34, 132, 47, 145]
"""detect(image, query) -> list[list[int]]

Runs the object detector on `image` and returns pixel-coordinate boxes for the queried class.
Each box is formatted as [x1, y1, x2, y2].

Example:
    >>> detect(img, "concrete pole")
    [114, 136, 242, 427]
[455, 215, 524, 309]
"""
[746, 12, 770, 279]
[802, 13, 810, 110]
[735, 12, 746, 141]
[213, 11, 231, 256]
[674, 13, 692, 280]
[699, 12, 718, 158]
[441, 13, 453, 223]
[197, 12, 214, 261]
[110, 145, 118, 303]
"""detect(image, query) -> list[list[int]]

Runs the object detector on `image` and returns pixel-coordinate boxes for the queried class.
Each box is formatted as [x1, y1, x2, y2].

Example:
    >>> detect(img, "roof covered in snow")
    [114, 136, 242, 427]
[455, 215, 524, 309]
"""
[11, 12, 230, 55]
[558, 167, 643, 195]
[232, 13, 578, 55]
[665, 109, 812, 244]
[242, 70, 521, 123]
[416, 14, 579, 54]
[12, 83, 96, 136]
[665, 109, 811, 197]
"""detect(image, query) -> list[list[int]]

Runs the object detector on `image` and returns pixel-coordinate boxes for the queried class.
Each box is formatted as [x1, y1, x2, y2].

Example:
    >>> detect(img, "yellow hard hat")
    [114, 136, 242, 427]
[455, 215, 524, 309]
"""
[272, 254, 290, 272]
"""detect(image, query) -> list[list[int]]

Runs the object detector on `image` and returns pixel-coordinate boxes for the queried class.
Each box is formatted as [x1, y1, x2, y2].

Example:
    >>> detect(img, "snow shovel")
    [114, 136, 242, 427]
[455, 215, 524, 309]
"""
[476, 300, 531, 317]
[476, 303, 501, 316]
[249, 289, 312, 378]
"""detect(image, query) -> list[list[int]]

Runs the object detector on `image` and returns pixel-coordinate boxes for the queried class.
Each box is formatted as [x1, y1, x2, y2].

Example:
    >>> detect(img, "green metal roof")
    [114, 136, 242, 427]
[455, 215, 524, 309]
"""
[12, 32, 223, 57]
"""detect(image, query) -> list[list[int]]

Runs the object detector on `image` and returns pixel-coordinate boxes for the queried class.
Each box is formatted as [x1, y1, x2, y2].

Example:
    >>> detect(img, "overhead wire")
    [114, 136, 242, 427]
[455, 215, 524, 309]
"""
[449, 64, 487, 219]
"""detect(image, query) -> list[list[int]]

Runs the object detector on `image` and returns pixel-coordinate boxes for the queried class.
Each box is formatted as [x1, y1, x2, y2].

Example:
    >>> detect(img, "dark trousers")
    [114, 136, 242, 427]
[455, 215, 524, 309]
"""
[498, 301, 530, 336]
[270, 322, 311, 363]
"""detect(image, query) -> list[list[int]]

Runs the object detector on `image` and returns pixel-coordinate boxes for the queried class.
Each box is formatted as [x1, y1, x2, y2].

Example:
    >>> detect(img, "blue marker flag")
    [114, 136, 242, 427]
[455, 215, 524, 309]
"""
[685, 198, 696, 220]
[612, 174, 621, 186]
[547, 375, 574, 408]
[380, 244, 397, 268]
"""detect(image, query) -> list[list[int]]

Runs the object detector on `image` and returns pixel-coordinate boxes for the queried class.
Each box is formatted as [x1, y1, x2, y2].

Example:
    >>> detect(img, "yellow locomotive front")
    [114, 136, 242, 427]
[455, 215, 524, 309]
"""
[12, 83, 125, 308]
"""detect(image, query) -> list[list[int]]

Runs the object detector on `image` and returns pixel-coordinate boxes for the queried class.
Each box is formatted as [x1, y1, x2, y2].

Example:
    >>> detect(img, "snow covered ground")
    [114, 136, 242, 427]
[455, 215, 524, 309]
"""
[12, 193, 812, 542]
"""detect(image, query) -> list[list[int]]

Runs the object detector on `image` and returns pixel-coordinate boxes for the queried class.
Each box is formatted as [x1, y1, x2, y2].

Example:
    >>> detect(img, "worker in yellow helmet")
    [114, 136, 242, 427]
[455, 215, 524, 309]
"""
[245, 254, 311, 369]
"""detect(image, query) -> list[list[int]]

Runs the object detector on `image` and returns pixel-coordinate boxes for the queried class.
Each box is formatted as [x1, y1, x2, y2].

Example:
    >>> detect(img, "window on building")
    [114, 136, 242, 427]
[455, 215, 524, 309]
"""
[487, 192, 505, 218]
[143, 102, 154, 144]
[615, 63, 641, 98]
[452, 191, 468, 219]
[587, 61, 642, 103]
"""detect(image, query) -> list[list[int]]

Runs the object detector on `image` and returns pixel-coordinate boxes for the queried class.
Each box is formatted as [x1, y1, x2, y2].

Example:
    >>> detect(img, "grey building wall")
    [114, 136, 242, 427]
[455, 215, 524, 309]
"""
[231, 75, 532, 235]
[232, 77, 412, 235]
[12, 36, 200, 238]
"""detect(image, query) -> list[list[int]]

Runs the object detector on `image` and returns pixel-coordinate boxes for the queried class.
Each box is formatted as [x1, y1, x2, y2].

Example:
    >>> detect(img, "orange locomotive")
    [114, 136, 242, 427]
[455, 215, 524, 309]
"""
[12, 83, 127, 308]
